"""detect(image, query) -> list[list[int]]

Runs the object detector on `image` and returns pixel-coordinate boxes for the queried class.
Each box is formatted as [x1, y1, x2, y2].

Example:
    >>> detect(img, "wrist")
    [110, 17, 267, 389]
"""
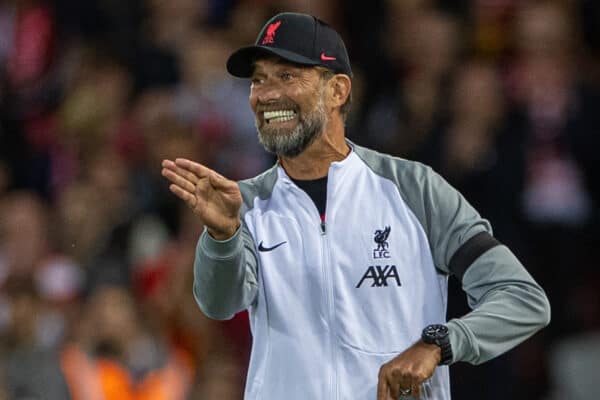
[208, 220, 240, 241]
[419, 340, 442, 364]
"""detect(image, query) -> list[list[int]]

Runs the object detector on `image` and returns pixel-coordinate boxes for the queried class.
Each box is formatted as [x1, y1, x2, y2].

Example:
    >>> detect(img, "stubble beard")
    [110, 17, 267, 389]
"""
[256, 92, 327, 158]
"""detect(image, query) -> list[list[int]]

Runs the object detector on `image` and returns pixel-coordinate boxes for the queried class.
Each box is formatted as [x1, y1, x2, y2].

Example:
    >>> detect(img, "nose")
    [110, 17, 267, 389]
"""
[251, 80, 282, 105]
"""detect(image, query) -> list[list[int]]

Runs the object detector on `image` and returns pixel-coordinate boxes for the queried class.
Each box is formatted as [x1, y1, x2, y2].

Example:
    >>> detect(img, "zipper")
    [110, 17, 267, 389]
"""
[320, 181, 337, 400]
[291, 176, 337, 399]
[320, 220, 337, 400]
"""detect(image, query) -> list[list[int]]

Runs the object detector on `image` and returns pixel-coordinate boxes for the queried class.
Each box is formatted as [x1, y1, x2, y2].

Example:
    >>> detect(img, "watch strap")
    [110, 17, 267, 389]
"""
[422, 324, 453, 365]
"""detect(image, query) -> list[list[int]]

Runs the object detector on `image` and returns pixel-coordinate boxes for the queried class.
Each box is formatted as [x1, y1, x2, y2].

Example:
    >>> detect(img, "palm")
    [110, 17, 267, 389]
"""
[162, 158, 242, 239]
[192, 176, 242, 229]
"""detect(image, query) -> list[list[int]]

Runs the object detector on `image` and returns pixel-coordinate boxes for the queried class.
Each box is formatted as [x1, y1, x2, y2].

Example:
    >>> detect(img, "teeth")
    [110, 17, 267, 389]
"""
[268, 115, 295, 123]
[264, 110, 296, 120]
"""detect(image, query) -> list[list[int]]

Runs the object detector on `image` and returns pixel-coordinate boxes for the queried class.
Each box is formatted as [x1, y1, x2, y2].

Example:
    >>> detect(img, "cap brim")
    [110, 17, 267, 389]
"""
[226, 46, 321, 78]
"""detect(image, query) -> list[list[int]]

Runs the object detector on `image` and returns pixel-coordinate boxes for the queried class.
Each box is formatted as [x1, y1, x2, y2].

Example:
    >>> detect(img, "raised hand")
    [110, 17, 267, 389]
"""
[161, 158, 242, 240]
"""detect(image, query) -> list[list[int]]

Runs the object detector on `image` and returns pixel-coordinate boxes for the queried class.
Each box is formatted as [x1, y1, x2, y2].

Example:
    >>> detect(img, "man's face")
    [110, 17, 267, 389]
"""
[249, 58, 329, 157]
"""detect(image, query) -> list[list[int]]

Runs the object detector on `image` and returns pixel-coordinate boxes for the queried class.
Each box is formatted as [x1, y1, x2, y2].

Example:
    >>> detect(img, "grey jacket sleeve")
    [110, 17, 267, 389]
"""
[193, 222, 259, 320]
[446, 245, 551, 364]
[403, 163, 551, 365]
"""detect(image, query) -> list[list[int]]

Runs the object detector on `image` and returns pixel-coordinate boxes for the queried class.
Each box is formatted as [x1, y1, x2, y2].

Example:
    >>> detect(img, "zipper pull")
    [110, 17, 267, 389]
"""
[321, 220, 326, 234]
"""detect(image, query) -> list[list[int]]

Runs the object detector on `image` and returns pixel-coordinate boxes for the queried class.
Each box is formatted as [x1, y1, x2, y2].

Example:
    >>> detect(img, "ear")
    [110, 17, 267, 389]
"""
[328, 74, 351, 111]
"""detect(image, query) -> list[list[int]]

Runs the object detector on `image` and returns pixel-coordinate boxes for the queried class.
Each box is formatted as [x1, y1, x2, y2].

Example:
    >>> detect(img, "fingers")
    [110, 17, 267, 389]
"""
[386, 367, 410, 399]
[163, 158, 236, 194]
[377, 368, 394, 400]
[162, 159, 201, 185]
[377, 372, 386, 400]
[378, 341, 440, 399]
[174, 158, 212, 179]
[413, 384, 423, 399]
[168, 184, 197, 208]
[162, 168, 197, 194]
[381, 365, 428, 399]
[162, 159, 198, 194]
[394, 375, 426, 399]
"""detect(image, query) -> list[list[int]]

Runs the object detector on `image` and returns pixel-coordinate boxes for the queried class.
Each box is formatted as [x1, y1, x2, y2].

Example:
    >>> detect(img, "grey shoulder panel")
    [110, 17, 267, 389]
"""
[238, 163, 279, 215]
[352, 142, 492, 275]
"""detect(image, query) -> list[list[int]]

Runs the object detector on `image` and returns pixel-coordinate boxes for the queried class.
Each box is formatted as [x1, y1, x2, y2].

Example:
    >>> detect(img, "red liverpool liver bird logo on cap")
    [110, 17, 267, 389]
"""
[262, 21, 282, 45]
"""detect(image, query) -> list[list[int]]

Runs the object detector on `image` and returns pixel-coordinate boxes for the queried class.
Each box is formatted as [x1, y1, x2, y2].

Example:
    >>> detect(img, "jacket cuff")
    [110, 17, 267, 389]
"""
[446, 319, 477, 364]
[199, 226, 243, 259]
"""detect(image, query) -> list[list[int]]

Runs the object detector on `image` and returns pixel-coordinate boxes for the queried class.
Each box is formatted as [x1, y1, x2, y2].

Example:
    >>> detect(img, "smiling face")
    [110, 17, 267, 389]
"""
[249, 58, 330, 157]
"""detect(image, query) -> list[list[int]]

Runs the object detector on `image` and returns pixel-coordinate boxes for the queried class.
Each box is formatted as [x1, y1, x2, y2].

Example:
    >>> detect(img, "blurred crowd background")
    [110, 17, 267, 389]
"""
[0, 0, 599, 399]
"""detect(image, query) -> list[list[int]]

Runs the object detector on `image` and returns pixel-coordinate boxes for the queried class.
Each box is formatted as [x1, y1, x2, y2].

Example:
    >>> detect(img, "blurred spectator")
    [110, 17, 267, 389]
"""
[52, 0, 144, 61]
[55, 182, 115, 266]
[54, 148, 134, 275]
[144, 0, 208, 50]
[52, 54, 131, 195]
[440, 61, 504, 182]
[225, 1, 272, 47]
[5, 0, 56, 97]
[362, 8, 460, 158]
[0, 191, 50, 282]
[60, 283, 139, 399]
[469, 0, 518, 61]
[432, 60, 527, 241]
[191, 351, 246, 399]
[119, 95, 200, 228]
[61, 282, 195, 399]
[0, 191, 83, 351]
[0, 277, 70, 399]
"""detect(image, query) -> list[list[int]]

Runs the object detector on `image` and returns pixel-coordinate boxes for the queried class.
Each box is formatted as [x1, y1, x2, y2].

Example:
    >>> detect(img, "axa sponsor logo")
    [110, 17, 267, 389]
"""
[356, 265, 401, 288]
[373, 226, 391, 259]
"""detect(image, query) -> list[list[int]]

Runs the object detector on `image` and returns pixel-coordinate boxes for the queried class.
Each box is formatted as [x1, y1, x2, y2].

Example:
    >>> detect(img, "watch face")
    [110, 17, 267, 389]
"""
[424, 324, 448, 338]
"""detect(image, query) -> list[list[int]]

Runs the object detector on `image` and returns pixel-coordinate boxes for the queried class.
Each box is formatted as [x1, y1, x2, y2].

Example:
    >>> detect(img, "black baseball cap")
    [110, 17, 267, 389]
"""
[226, 12, 352, 78]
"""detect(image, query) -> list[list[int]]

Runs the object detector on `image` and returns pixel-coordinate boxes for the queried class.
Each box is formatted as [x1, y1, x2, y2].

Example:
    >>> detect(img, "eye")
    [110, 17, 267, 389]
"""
[251, 77, 264, 86]
[280, 72, 294, 81]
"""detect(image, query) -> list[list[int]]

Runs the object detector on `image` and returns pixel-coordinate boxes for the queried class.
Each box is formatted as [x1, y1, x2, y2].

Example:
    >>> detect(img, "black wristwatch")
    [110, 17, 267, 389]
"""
[421, 324, 453, 365]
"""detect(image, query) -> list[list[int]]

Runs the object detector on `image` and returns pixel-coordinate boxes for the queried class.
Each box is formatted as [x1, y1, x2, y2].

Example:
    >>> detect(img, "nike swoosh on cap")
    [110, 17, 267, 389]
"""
[258, 241, 287, 252]
[320, 53, 336, 61]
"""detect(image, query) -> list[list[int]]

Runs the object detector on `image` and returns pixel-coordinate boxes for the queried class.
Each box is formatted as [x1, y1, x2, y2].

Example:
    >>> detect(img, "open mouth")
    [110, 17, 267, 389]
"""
[263, 110, 297, 124]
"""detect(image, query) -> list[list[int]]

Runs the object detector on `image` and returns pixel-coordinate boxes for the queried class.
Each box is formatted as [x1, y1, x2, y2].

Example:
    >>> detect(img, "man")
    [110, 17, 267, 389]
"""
[161, 12, 550, 400]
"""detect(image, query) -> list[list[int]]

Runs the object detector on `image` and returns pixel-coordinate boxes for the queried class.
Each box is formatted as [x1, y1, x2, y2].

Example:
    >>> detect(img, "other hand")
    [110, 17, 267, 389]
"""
[377, 340, 441, 399]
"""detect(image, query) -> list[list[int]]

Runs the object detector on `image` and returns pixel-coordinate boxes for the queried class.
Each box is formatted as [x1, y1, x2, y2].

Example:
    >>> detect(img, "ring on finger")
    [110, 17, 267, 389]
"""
[399, 388, 412, 396]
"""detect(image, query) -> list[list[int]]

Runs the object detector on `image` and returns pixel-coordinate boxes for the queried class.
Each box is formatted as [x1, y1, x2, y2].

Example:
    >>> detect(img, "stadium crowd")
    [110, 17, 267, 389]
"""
[0, 0, 599, 399]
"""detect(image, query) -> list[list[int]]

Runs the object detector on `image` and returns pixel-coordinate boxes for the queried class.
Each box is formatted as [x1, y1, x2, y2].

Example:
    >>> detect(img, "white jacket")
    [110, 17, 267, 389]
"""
[194, 143, 550, 399]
